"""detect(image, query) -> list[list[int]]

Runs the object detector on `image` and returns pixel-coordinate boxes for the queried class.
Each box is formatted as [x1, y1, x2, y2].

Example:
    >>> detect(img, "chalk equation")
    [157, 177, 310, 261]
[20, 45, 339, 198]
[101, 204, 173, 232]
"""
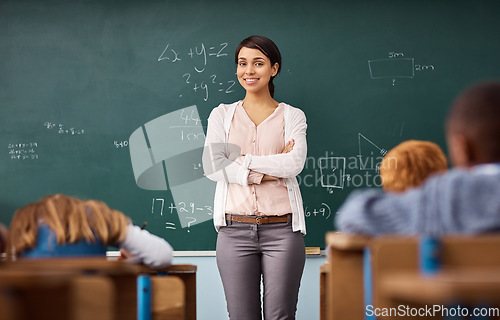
[151, 198, 213, 216]
[368, 52, 435, 85]
[158, 42, 228, 71]
[304, 203, 332, 219]
[44, 122, 85, 135]
[171, 107, 206, 141]
[8, 142, 39, 160]
[151, 198, 213, 233]
[157, 42, 236, 102]
[182, 72, 236, 102]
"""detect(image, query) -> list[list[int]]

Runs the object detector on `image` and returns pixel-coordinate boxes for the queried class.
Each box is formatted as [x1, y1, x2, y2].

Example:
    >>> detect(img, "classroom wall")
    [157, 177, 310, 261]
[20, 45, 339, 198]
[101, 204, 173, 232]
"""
[173, 255, 325, 320]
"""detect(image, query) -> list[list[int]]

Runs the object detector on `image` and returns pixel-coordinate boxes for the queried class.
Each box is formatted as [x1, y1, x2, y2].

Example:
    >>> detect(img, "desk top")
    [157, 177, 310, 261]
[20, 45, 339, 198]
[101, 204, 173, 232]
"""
[0, 257, 196, 275]
[381, 269, 500, 304]
[325, 232, 371, 250]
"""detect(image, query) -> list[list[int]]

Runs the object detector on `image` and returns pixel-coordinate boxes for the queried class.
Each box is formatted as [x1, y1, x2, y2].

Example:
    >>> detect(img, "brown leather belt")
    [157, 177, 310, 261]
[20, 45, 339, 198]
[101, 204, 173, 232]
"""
[226, 214, 289, 225]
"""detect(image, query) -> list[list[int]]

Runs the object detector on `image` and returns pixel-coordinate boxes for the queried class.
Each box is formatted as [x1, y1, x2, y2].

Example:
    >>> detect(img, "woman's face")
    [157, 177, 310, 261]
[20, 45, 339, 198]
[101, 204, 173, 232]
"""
[236, 47, 278, 96]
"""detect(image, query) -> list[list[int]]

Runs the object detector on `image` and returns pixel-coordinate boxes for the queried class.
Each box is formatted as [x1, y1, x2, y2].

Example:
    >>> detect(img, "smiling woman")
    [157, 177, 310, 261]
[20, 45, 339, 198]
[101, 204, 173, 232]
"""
[235, 36, 281, 99]
[236, 47, 278, 102]
[202, 35, 308, 320]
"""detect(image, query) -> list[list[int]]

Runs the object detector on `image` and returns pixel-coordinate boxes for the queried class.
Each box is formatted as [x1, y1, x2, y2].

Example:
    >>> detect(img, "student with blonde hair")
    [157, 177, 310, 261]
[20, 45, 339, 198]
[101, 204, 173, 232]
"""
[379, 140, 448, 193]
[6, 194, 173, 268]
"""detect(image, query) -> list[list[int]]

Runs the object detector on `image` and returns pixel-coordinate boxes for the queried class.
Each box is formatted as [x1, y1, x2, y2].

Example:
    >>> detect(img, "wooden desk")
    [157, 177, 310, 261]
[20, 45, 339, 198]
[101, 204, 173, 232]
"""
[140, 264, 197, 320]
[382, 269, 500, 306]
[322, 232, 371, 320]
[0, 258, 140, 320]
[0, 269, 114, 320]
[0, 258, 197, 320]
[1, 259, 197, 320]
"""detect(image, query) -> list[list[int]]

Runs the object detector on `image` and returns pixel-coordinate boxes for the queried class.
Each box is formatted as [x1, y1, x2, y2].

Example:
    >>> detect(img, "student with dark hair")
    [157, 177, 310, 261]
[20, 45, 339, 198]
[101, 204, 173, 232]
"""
[0, 223, 8, 256]
[203, 35, 308, 320]
[337, 82, 500, 235]
[379, 140, 448, 193]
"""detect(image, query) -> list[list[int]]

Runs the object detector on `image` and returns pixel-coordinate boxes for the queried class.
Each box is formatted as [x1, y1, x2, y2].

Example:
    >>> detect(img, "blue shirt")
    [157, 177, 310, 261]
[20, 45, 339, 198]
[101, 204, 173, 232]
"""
[21, 224, 107, 258]
[337, 163, 500, 236]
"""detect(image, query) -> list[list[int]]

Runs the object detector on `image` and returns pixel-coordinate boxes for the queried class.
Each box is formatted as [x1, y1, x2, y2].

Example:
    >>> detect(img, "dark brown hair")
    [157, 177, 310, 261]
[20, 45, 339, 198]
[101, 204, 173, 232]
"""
[446, 81, 500, 163]
[235, 35, 282, 97]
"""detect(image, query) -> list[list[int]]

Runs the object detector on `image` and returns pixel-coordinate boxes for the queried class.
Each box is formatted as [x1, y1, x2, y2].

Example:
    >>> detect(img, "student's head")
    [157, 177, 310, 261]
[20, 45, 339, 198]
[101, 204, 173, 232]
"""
[7, 194, 129, 258]
[235, 35, 281, 97]
[446, 82, 500, 167]
[379, 140, 448, 193]
[0, 223, 8, 254]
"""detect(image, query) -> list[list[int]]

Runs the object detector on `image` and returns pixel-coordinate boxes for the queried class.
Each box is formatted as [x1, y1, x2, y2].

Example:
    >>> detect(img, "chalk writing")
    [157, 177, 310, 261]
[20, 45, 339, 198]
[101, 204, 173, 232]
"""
[180, 108, 201, 125]
[358, 133, 387, 170]
[114, 140, 129, 148]
[193, 162, 202, 170]
[8, 142, 39, 160]
[174, 202, 213, 216]
[368, 57, 415, 79]
[170, 108, 206, 141]
[319, 157, 347, 191]
[369, 52, 435, 85]
[152, 198, 165, 216]
[389, 52, 404, 58]
[165, 222, 176, 230]
[151, 198, 213, 216]
[185, 217, 196, 232]
[304, 203, 332, 219]
[44, 122, 85, 135]
[182, 73, 236, 102]
[415, 64, 435, 71]
[158, 42, 235, 102]
[159, 42, 228, 68]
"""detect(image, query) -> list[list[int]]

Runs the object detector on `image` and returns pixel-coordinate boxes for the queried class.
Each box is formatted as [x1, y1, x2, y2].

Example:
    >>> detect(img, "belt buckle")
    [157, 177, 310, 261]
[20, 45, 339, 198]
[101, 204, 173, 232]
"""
[255, 216, 263, 225]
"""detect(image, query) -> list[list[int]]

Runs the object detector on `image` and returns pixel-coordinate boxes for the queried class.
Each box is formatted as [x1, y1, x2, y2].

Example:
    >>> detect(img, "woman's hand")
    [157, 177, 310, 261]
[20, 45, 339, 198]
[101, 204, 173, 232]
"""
[262, 174, 279, 181]
[282, 139, 295, 153]
[261, 140, 295, 181]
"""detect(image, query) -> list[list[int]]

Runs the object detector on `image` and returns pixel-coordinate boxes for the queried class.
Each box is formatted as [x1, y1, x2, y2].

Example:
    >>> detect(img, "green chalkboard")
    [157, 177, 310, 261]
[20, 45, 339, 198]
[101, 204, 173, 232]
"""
[1, 0, 500, 251]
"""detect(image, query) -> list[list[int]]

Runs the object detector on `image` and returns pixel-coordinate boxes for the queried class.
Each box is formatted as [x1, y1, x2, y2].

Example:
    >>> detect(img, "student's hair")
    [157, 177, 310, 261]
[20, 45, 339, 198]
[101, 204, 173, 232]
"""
[446, 81, 500, 163]
[7, 194, 129, 257]
[0, 223, 8, 254]
[379, 140, 448, 193]
[235, 35, 282, 98]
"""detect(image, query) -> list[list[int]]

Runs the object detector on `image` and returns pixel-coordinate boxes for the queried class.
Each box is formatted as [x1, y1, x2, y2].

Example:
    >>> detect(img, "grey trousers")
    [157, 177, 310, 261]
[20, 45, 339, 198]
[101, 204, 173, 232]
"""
[216, 215, 306, 320]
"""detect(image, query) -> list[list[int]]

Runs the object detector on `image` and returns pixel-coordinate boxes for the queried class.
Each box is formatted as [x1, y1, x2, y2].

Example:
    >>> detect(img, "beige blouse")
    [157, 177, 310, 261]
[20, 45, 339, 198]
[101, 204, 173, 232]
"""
[225, 102, 292, 216]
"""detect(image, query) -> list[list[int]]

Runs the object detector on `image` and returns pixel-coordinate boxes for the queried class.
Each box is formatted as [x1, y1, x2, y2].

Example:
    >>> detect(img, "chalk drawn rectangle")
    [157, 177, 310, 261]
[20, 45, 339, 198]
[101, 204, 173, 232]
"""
[319, 157, 345, 189]
[368, 58, 415, 79]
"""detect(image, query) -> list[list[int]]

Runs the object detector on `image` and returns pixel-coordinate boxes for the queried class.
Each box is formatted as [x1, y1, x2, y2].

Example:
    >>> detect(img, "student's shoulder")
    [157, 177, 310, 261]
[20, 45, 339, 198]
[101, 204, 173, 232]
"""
[423, 164, 500, 192]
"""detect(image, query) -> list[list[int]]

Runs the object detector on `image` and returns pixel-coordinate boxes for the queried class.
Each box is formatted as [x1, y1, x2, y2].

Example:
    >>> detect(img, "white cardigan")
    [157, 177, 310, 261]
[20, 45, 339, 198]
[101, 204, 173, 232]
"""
[202, 101, 308, 234]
